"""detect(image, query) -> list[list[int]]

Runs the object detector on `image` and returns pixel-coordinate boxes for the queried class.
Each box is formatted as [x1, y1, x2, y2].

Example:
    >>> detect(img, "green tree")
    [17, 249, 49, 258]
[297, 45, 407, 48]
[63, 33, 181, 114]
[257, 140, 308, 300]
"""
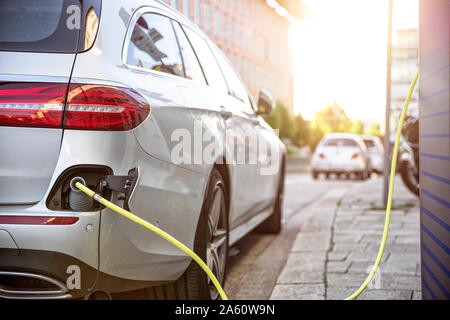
[307, 122, 324, 152]
[365, 122, 383, 137]
[264, 103, 296, 140]
[348, 120, 364, 134]
[292, 114, 309, 147]
[313, 102, 352, 134]
[263, 105, 282, 131]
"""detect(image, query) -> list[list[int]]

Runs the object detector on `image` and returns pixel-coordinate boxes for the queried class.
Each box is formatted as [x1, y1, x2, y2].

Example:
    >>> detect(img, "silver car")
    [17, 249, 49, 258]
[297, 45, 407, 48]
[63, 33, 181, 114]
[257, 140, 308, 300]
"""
[361, 135, 384, 174]
[311, 133, 370, 180]
[0, 0, 285, 300]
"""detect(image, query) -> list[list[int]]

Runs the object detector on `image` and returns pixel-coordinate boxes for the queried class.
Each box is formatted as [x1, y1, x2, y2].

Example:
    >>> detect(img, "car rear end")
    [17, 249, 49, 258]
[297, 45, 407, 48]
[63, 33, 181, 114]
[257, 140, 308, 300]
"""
[0, 0, 116, 299]
[311, 135, 367, 176]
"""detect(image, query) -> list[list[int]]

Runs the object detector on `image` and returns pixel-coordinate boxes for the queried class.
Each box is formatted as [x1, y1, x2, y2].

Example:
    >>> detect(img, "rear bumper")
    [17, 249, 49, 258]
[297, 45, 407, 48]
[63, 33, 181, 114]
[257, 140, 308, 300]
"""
[0, 209, 100, 299]
[311, 161, 365, 173]
[0, 249, 98, 299]
[0, 240, 169, 299]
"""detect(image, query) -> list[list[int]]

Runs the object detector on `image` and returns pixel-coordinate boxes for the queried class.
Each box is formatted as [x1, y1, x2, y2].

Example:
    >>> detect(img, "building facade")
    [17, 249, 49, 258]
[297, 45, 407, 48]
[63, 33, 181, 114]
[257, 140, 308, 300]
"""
[164, 0, 296, 113]
[388, 28, 419, 139]
[391, 28, 419, 113]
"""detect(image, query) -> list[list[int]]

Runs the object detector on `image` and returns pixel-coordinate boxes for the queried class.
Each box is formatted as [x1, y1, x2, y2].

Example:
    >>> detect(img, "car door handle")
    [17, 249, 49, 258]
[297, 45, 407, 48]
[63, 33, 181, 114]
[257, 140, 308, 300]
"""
[220, 108, 233, 119]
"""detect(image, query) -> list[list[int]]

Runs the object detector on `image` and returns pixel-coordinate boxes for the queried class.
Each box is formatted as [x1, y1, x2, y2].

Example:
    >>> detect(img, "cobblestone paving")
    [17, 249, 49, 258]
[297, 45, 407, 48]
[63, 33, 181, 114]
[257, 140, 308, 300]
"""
[271, 177, 421, 300]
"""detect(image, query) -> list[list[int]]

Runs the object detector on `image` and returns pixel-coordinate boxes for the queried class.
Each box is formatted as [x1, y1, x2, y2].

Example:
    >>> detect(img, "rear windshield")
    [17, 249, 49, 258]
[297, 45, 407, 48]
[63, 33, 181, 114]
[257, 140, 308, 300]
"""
[324, 138, 358, 147]
[363, 139, 375, 148]
[0, 0, 101, 53]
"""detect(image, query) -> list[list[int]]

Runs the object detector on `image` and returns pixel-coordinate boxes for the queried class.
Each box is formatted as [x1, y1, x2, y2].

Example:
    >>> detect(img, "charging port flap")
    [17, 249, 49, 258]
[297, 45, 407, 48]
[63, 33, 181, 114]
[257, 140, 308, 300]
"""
[102, 167, 140, 211]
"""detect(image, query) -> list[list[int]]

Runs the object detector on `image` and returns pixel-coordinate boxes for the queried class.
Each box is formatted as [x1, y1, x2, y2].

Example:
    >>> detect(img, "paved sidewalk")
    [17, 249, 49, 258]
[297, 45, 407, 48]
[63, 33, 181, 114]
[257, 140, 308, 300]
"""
[271, 177, 421, 300]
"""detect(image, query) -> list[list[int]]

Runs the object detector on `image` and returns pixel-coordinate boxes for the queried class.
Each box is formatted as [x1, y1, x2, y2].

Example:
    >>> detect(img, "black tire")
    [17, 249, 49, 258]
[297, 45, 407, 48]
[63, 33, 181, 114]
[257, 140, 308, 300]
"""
[257, 161, 285, 234]
[357, 168, 369, 180]
[146, 168, 229, 300]
[400, 160, 420, 197]
[312, 171, 319, 180]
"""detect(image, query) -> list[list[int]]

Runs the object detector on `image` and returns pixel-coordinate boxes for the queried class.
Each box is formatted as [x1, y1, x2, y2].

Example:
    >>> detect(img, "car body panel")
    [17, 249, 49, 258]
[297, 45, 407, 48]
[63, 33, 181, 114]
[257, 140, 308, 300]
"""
[0, 56, 75, 204]
[0, 0, 285, 296]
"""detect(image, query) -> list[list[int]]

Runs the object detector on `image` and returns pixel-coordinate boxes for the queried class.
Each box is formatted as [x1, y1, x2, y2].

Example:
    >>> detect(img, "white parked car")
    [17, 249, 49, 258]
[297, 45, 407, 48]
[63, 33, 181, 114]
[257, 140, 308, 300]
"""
[311, 133, 370, 180]
[361, 135, 384, 174]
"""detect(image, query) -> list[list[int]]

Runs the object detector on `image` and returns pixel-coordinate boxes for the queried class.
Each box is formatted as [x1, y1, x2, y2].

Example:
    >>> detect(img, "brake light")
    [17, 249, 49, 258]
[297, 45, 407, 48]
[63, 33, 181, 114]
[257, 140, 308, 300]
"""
[0, 82, 66, 128]
[0, 82, 150, 131]
[351, 153, 359, 159]
[64, 84, 150, 130]
[319, 153, 325, 159]
[0, 216, 79, 225]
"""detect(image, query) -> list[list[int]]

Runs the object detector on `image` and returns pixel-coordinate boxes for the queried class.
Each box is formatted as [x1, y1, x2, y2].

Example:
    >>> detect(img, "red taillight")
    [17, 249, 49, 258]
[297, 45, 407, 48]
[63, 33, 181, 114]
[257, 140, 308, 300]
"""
[351, 153, 359, 159]
[319, 153, 325, 159]
[0, 83, 66, 128]
[0, 82, 150, 131]
[0, 216, 79, 225]
[64, 84, 150, 130]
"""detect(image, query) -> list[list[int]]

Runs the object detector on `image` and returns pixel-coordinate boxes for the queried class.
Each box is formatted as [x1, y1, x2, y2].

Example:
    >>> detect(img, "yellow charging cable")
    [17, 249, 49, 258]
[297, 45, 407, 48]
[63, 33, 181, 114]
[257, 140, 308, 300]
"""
[76, 70, 418, 302]
[345, 69, 419, 300]
[75, 181, 229, 300]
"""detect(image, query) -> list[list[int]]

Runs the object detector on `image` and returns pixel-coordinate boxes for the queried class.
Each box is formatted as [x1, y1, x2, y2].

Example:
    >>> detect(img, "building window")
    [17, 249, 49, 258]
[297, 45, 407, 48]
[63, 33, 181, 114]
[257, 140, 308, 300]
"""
[215, 9, 221, 39]
[194, 0, 200, 24]
[204, 2, 211, 33]
[223, 14, 228, 43]
[170, 0, 179, 10]
[183, 0, 190, 18]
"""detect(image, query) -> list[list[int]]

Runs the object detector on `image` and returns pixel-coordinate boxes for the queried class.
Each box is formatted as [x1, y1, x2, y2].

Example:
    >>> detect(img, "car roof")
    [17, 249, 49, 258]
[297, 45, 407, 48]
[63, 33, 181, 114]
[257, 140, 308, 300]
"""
[360, 135, 379, 141]
[322, 133, 363, 141]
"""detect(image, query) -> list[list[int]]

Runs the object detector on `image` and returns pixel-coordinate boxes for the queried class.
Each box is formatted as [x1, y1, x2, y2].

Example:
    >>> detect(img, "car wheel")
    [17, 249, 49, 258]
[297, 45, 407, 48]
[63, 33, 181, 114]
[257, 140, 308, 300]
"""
[146, 168, 229, 300]
[400, 160, 420, 197]
[312, 171, 319, 180]
[358, 170, 368, 180]
[257, 161, 285, 234]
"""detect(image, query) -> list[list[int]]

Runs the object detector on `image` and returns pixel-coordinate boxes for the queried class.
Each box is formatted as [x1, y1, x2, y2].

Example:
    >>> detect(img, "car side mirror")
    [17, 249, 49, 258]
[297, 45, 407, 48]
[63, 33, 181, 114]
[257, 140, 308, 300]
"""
[256, 89, 274, 116]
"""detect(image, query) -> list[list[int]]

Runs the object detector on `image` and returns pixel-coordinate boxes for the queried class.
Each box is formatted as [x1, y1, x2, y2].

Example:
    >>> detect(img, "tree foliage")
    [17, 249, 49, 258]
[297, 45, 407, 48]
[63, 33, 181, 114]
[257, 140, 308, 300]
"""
[263, 103, 296, 140]
[263, 101, 383, 152]
[365, 122, 383, 137]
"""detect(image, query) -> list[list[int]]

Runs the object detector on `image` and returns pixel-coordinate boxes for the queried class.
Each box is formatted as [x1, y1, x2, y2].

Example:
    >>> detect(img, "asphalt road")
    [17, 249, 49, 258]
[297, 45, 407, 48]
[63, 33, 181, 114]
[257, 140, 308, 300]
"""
[112, 172, 369, 300]
[224, 172, 364, 299]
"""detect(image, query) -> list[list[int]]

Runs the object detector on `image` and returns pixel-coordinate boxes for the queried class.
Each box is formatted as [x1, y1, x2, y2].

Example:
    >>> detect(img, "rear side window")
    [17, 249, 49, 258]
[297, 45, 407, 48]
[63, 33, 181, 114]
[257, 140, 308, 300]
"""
[172, 22, 206, 84]
[183, 26, 229, 94]
[0, 0, 101, 53]
[324, 138, 358, 147]
[126, 13, 184, 77]
[363, 139, 375, 148]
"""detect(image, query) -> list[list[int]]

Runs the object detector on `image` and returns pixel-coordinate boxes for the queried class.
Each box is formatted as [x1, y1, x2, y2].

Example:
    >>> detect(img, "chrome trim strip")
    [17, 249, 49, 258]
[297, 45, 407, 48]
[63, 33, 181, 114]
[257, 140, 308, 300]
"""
[0, 74, 69, 83]
[0, 293, 72, 300]
[0, 271, 69, 296]
[70, 77, 130, 88]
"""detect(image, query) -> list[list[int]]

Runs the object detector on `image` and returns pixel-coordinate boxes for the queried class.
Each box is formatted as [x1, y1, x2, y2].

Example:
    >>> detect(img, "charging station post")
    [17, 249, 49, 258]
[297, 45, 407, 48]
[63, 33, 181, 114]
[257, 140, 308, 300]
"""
[418, 0, 450, 300]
